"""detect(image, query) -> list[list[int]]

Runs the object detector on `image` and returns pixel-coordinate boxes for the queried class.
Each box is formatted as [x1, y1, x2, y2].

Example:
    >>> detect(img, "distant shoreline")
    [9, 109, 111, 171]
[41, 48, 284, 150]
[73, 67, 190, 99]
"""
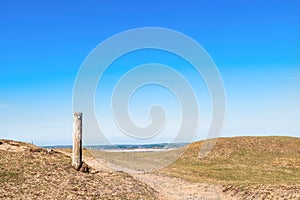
[42, 143, 188, 152]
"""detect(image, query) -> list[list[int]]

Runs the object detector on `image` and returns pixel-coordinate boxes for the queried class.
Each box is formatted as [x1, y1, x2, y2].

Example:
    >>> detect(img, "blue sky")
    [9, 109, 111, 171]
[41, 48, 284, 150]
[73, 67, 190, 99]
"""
[0, 0, 299, 145]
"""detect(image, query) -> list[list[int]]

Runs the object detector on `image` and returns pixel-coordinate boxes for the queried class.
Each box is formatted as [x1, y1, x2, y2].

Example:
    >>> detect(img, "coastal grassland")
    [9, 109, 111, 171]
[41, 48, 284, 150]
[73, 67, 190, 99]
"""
[70, 136, 300, 187]
[89, 148, 186, 172]
[160, 136, 300, 187]
[52, 136, 300, 199]
[0, 139, 157, 200]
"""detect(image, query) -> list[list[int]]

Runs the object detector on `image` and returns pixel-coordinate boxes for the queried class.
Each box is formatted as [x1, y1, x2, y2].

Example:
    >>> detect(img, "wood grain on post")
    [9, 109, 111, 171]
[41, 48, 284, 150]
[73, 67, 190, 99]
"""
[72, 112, 82, 170]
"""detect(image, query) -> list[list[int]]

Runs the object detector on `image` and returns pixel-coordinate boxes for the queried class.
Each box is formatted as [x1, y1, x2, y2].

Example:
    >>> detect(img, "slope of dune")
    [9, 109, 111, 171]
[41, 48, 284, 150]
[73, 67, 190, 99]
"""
[0, 139, 157, 200]
[1, 136, 299, 200]
[160, 136, 300, 199]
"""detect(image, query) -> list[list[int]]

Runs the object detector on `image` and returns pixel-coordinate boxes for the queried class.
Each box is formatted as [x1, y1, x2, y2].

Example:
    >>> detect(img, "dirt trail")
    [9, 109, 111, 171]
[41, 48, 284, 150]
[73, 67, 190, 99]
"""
[58, 150, 236, 200]
[132, 172, 236, 200]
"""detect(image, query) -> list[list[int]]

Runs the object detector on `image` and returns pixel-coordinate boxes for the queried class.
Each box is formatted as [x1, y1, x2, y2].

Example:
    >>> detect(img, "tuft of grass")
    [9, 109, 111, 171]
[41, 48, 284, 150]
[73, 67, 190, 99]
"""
[0, 171, 22, 184]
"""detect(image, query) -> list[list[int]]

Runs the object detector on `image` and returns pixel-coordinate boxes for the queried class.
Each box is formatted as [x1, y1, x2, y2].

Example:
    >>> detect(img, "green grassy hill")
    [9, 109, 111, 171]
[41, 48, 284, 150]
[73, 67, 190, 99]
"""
[161, 136, 300, 186]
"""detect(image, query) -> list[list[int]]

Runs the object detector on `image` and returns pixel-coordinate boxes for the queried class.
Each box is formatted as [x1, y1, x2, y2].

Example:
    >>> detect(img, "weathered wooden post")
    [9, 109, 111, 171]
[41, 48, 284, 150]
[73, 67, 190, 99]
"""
[72, 112, 82, 170]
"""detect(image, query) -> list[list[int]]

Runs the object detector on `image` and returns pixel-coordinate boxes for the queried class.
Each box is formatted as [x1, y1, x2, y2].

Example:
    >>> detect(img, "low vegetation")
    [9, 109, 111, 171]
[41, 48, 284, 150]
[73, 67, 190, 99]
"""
[0, 139, 157, 200]
[161, 136, 300, 186]
[160, 136, 300, 199]
[1, 136, 299, 199]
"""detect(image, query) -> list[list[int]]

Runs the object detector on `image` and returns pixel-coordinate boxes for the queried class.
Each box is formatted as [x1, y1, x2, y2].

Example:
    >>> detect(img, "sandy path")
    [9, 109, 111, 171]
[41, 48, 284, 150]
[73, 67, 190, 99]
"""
[57, 150, 236, 200]
[132, 173, 236, 200]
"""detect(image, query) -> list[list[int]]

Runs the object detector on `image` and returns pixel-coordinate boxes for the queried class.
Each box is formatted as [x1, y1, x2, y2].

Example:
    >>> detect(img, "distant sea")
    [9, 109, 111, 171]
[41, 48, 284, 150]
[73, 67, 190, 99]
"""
[43, 143, 188, 152]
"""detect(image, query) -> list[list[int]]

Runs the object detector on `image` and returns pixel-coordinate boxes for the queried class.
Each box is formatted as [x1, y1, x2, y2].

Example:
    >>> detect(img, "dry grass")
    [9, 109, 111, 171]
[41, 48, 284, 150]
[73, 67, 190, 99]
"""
[89, 148, 186, 172]
[2, 136, 299, 199]
[160, 136, 300, 186]
[79, 136, 300, 199]
[0, 139, 157, 200]
[159, 136, 300, 198]
[75, 136, 300, 187]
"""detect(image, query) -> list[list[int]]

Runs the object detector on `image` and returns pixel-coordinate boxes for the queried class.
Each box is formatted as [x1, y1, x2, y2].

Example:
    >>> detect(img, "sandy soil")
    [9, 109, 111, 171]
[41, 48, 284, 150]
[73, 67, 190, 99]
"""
[132, 172, 237, 200]
[0, 140, 157, 200]
[57, 150, 236, 200]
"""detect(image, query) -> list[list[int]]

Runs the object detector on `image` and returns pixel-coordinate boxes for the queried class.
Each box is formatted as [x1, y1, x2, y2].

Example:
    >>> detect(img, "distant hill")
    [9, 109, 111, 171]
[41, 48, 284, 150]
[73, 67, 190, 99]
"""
[0, 139, 157, 200]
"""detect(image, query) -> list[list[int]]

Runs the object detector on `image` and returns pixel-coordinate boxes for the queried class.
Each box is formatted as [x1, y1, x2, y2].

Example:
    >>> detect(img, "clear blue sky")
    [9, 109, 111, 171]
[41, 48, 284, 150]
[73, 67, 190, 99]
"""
[0, 0, 299, 145]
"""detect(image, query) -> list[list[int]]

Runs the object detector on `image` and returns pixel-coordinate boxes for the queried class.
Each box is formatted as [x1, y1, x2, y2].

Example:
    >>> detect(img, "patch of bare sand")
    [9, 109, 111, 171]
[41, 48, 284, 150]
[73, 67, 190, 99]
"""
[0, 140, 33, 152]
[132, 172, 237, 200]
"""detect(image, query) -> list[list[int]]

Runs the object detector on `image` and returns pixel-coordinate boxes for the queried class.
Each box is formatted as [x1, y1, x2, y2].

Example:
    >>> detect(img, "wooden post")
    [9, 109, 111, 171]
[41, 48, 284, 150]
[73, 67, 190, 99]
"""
[72, 112, 82, 170]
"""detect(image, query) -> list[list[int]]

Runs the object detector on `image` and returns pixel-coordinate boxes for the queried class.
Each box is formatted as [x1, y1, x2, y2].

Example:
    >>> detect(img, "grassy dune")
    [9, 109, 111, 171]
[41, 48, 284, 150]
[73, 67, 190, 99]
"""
[2, 136, 298, 199]
[83, 136, 300, 187]
[161, 136, 300, 186]
[0, 139, 157, 200]
[66, 136, 300, 187]
[81, 136, 300, 199]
